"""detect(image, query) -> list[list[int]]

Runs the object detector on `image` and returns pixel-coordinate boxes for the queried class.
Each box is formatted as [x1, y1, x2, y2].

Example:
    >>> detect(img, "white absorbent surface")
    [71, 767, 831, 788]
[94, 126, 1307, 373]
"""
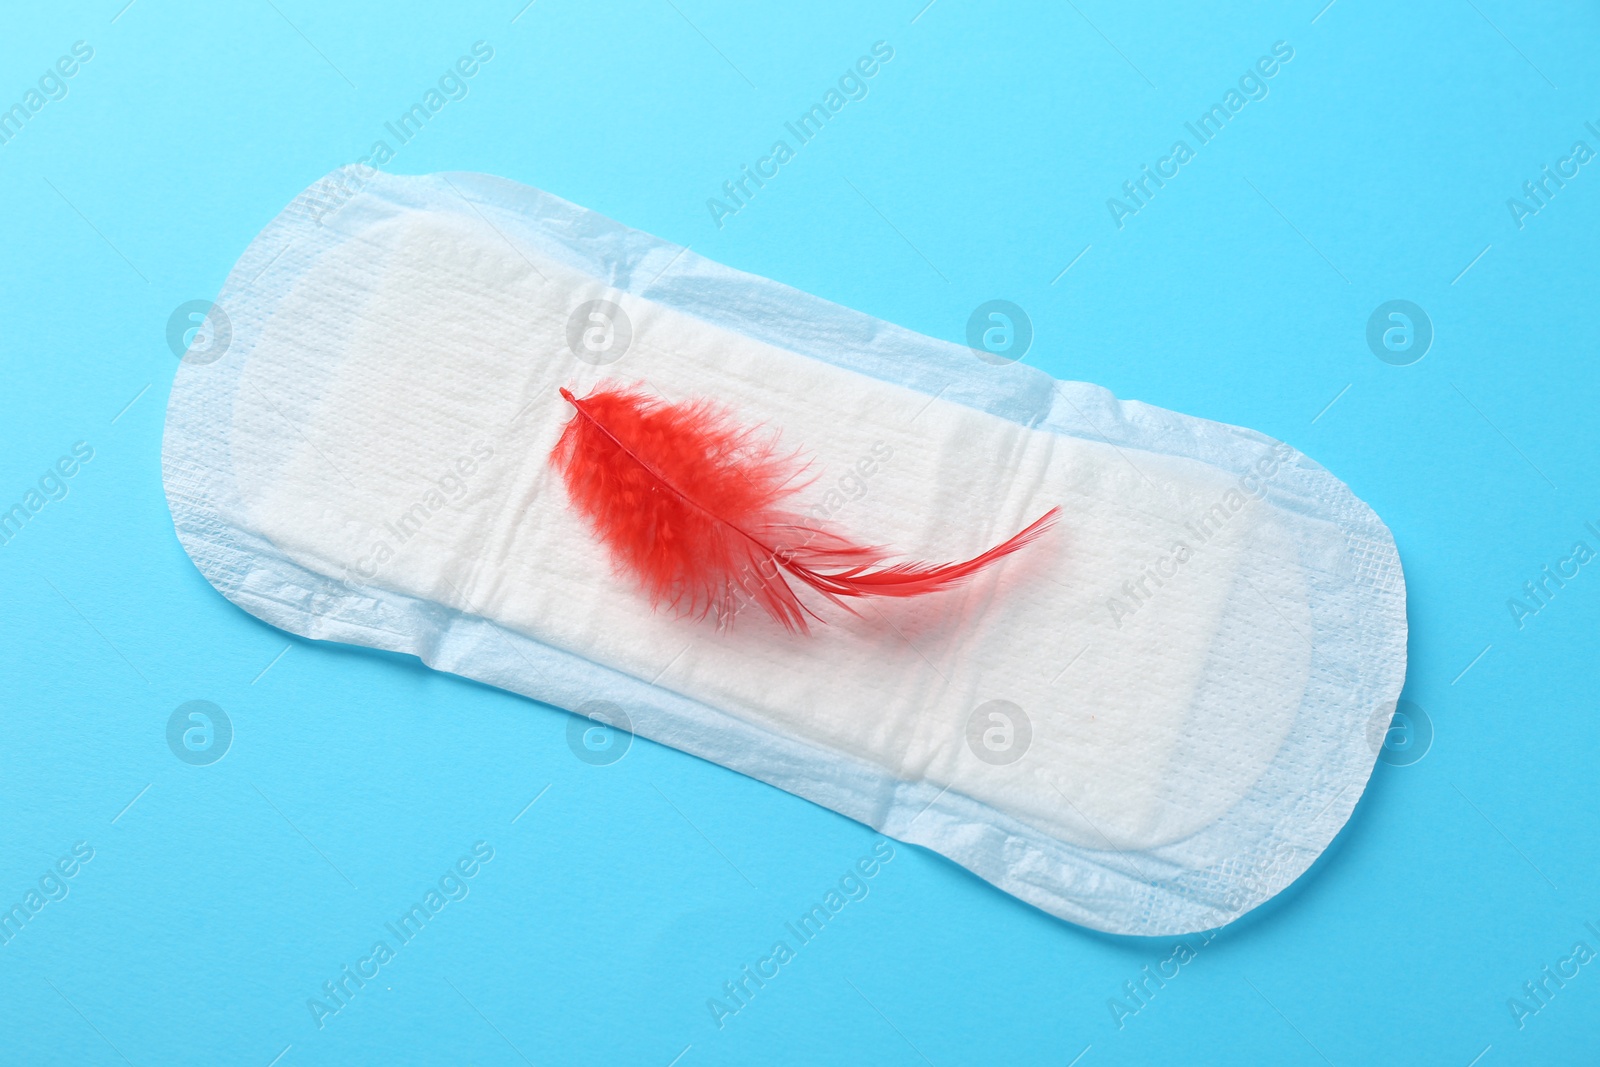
[162, 168, 1408, 936]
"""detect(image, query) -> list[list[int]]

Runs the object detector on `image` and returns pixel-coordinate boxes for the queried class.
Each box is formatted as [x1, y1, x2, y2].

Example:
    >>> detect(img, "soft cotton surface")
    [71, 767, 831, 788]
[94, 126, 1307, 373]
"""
[162, 168, 1407, 934]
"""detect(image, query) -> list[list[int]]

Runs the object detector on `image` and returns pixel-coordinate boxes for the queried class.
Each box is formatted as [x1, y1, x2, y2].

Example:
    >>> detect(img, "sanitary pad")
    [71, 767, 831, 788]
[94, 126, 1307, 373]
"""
[162, 168, 1408, 935]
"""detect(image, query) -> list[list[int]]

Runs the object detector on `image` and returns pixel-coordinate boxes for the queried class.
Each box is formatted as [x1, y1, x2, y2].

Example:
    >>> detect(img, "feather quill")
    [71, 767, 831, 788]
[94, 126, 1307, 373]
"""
[550, 382, 1059, 633]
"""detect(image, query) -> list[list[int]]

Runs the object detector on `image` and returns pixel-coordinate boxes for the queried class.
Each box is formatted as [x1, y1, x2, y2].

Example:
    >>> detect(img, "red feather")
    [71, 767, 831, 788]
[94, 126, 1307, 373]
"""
[550, 382, 1059, 633]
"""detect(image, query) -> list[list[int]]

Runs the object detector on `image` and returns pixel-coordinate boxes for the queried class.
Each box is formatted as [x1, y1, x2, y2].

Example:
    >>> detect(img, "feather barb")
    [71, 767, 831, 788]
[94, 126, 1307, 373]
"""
[550, 383, 1058, 633]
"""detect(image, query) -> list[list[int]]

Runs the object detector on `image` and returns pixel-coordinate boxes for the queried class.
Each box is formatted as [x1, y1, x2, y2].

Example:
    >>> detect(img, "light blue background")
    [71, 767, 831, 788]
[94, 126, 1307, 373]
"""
[2, 1, 1596, 1064]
